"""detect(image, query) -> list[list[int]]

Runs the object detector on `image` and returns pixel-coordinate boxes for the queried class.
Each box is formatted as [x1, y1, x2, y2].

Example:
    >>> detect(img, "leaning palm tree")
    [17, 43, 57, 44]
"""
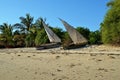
[0, 23, 14, 47]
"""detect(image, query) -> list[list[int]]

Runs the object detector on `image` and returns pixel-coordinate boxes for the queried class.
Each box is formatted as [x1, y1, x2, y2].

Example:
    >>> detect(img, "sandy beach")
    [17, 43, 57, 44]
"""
[0, 45, 120, 80]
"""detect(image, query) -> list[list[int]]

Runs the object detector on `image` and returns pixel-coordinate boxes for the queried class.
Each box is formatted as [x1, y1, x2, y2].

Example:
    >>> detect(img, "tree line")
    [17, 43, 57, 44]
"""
[1, 0, 119, 48]
[0, 14, 101, 48]
[101, 0, 120, 46]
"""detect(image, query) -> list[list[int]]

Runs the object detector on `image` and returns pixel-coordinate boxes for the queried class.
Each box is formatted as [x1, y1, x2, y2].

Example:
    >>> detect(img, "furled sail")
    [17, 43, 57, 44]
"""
[42, 22, 61, 43]
[59, 18, 87, 45]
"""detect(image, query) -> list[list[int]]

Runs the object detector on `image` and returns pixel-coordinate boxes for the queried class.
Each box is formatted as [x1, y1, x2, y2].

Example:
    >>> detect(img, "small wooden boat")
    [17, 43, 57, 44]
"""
[59, 18, 88, 49]
[36, 22, 61, 50]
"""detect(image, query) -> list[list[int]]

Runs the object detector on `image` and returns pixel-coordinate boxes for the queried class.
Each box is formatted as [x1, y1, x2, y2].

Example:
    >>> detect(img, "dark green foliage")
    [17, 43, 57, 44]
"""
[35, 29, 49, 46]
[0, 13, 103, 48]
[0, 23, 15, 47]
[89, 30, 101, 44]
[13, 34, 25, 47]
[50, 27, 64, 40]
[0, 35, 6, 48]
[34, 17, 46, 29]
[25, 31, 36, 47]
[76, 27, 102, 45]
[107, 0, 114, 7]
[14, 14, 37, 47]
[14, 14, 34, 34]
[76, 27, 90, 40]
[101, 0, 120, 45]
[62, 32, 73, 48]
[34, 17, 49, 46]
[19, 13, 34, 31]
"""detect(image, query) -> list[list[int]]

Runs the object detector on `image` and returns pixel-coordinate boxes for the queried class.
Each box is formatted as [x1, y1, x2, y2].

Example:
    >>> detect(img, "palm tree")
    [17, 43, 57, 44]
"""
[24, 17, 45, 47]
[0, 23, 14, 47]
[20, 14, 33, 31]
[14, 14, 35, 47]
[34, 17, 49, 46]
[14, 13, 34, 34]
[34, 17, 46, 29]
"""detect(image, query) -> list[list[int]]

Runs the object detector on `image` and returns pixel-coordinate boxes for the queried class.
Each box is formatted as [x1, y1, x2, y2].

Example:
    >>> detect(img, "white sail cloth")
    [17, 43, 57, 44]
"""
[59, 18, 87, 44]
[42, 22, 61, 43]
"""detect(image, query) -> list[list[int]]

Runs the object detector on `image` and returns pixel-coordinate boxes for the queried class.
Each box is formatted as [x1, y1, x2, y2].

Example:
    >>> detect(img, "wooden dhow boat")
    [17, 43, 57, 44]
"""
[59, 18, 88, 49]
[36, 22, 61, 50]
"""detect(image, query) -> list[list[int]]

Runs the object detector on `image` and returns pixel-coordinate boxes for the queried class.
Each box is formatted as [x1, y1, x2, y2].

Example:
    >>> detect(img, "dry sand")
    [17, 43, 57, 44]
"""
[0, 45, 120, 80]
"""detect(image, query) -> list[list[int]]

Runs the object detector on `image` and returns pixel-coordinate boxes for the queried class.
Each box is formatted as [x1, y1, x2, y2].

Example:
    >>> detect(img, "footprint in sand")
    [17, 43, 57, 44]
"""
[96, 59, 102, 62]
[97, 68, 108, 72]
[34, 72, 37, 74]
[57, 69, 62, 72]
[11, 57, 14, 60]
[7, 52, 11, 54]
[56, 56, 60, 59]
[51, 73, 56, 76]
[15, 76, 18, 78]
[69, 63, 76, 68]
[33, 55, 36, 56]
[27, 56, 31, 58]
[110, 69, 115, 71]
[90, 54, 97, 56]
[53, 76, 69, 80]
[109, 56, 116, 59]
[18, 55, 21, 56]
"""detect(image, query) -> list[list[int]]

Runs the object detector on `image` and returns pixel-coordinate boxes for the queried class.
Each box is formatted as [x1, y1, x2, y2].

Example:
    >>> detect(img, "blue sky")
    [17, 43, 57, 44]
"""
[0, 0, 109, 31]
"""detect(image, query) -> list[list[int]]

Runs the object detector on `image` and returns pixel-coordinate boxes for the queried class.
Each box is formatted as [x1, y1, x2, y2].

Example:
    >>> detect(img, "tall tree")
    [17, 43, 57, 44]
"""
[19, 13, 34, 32]
[101, 0, 120, 45]
[14, 13, 34, 34]
[34, 17, 46, 29]
[0, 23, 14, 47]
[14, 14, 35, 47]
[34, 17, 49, 46]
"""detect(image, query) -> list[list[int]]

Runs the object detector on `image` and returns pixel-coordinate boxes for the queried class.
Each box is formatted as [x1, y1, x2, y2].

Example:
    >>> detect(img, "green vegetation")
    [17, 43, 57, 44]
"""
[101, 0, 120, 46]
[0, 13, 102, 48]
[62, 32, 73, 48]
[76, 27, 90, 40]
[89, 30, 101, 44]
[10, 3, 120, 48]
[0, 23, 15, 47]
[1, 0, 120, 48]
